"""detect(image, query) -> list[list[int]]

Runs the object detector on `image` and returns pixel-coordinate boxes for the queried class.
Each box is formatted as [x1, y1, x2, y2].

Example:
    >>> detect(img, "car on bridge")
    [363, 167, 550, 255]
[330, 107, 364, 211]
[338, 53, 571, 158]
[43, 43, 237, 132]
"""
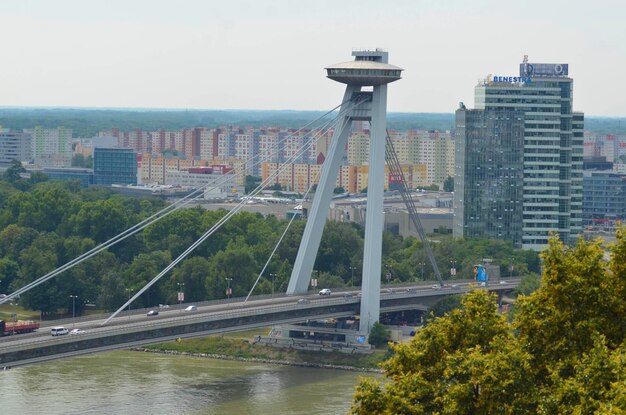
[184, 305, 198, 312]
[319, 288, 332, 296]
[69, 329, 86, 335]
[297, 298, 310, 304]
[147, 310, 159, 317]
[50, 327, 69, 336]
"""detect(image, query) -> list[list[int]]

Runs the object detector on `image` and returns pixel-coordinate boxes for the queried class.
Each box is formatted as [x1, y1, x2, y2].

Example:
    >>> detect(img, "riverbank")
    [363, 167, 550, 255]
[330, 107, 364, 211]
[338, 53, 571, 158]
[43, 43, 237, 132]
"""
[139, 334, 388, 372]
[131, 347, 383, 373]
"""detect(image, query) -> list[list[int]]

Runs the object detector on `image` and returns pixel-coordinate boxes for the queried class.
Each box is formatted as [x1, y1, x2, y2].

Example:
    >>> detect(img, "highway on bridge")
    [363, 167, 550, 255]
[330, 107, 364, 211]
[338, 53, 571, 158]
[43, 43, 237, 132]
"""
[0, 279, 518, 368]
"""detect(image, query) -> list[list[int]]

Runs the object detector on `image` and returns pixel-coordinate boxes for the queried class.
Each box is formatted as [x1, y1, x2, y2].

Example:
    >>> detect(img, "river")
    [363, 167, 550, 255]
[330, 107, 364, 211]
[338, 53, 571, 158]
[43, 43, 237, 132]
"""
[0, 351, 378, 414]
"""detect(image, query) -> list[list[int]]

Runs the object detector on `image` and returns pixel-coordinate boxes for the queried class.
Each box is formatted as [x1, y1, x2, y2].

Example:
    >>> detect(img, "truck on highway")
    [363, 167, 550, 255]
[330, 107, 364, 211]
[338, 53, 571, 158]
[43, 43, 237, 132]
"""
[0, 320, 40, 336]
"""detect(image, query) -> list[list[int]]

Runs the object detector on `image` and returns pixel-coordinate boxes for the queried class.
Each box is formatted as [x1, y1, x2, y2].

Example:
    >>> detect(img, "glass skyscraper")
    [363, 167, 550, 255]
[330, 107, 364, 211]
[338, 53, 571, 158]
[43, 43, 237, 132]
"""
[454, 108, 525, 247]
[455, 58, 584, 251]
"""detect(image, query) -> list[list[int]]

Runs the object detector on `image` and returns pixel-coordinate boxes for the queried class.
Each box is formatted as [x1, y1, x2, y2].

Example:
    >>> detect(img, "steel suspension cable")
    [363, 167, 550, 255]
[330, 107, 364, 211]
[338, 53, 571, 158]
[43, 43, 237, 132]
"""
[0, 102, 347, 306]
[384, 129, 443, 285]
[243, 96, 371, 301]
[103, 104, 355, 324]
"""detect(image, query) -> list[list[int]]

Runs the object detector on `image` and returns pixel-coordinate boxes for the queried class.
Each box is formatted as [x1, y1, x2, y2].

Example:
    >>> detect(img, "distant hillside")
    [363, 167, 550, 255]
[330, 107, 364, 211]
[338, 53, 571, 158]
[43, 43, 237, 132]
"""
[584, 117, 626, 135]
[0, 108, 622, 137]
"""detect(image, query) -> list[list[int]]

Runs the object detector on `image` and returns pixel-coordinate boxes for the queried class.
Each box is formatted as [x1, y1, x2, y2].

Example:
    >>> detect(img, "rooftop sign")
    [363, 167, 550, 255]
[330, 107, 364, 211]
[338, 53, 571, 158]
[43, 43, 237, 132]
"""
[520, 63, 568, 77]
[490, 75, 532, 84]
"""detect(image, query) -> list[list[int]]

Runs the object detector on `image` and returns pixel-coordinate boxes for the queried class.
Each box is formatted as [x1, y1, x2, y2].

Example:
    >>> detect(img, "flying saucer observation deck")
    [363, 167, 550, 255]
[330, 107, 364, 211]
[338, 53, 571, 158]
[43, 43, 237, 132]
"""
[325, 60, 403, 86]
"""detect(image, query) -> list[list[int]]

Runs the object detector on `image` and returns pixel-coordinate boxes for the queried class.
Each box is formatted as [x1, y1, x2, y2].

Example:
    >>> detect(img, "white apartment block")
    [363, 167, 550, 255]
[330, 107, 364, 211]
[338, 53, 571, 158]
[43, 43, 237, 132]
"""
[26, 126, 73, 167]
[346, 129, 454, 188]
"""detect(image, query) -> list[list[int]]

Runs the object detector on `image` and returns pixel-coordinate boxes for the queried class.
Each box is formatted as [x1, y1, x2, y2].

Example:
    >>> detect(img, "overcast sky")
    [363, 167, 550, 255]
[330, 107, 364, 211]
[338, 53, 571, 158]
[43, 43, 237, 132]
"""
[1, 0, 624, 116]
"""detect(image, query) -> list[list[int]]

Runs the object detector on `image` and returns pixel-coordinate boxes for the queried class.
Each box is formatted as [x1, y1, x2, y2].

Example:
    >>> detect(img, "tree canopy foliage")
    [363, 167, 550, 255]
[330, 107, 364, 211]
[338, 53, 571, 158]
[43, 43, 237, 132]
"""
[351, 232, 626, 414]
[368, 322, 390, 348]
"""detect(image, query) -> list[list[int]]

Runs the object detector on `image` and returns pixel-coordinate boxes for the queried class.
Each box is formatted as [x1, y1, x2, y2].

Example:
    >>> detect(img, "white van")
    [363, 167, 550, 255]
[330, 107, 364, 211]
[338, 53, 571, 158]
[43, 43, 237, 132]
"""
[51, 326, 69, 336]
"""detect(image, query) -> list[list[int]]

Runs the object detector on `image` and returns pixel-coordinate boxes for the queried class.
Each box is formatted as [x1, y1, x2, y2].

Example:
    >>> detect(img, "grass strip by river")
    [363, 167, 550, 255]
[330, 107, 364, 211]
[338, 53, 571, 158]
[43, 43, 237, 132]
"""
[139, 331, 390, 372]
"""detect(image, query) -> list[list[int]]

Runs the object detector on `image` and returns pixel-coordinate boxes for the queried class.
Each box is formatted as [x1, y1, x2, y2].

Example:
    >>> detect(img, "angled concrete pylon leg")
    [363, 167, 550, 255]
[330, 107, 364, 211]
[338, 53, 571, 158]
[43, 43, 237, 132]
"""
[287, 85, 357, 294]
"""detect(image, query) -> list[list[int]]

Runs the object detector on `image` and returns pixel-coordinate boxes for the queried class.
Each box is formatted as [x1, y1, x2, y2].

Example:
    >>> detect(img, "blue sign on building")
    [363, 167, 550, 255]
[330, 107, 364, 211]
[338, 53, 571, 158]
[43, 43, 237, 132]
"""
[492, 75, 532, 83]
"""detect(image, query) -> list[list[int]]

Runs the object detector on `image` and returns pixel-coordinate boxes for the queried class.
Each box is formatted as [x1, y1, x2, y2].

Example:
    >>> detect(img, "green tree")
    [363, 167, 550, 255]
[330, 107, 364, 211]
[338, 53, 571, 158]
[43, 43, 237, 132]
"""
[68, 199, 130, 242]
[316, 222, 363, 278]
[547, 335, 626, 414]
[353, 231, 626, 414]
[268, 182, 282, 191]
[143, 208, 203, 257]
[443, 176, 454, 192]
[97, 269, 127, 311]
[169, 257, 210, 303]
[29, 171, 48, 185]
[10, 186, 79, 232]
[0, 224, 39, 260]
[0, 180, 18, 211]
[244, 175, 261, 194]
[71, 154, 86, 167]
[352, 290, 528, 414]
[0, 258, 19, 293]
[72, 154, 85, 167]
[368, 322, 390, 348]
[515, 235, 625, 372]
[333, 186, 345, 194]
[3, 159, 25, 183]
[513, 272, 540, 296]
[14, 233, 63, 313]
[427, 294, 462, 318]
[124, 251, 172, 308]
[206, 248, 258, 299]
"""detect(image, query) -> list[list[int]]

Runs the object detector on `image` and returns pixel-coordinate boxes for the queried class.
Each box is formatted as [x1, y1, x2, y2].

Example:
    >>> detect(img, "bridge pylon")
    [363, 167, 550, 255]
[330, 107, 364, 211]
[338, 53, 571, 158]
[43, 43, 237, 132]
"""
[286, 49, 403, 333]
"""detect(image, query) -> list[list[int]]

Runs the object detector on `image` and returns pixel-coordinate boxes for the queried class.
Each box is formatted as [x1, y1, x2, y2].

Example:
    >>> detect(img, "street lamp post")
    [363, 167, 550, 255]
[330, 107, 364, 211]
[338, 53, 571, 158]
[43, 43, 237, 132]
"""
[509, 258, 514, 279]
[384, 264, 392, 284]
[69, 295, 78, 328]
[225, 278, 233, 299]
[177, 282, 185, 308]
[125, 288, 132, 319]
[349, 266, 356, 287]
[419, 262, 425, 280]
[450, 260, 457, 279]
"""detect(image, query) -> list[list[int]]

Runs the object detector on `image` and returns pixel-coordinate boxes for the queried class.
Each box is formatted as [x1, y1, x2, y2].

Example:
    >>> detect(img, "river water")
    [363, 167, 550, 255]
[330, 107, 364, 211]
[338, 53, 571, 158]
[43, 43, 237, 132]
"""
[0, 351, 377, 414]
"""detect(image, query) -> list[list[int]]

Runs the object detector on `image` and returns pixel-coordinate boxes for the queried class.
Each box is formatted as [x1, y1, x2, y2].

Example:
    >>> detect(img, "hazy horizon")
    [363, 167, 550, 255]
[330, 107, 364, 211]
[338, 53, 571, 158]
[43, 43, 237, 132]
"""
[0, 105, 625, 120]
[1, 1, 624, 117]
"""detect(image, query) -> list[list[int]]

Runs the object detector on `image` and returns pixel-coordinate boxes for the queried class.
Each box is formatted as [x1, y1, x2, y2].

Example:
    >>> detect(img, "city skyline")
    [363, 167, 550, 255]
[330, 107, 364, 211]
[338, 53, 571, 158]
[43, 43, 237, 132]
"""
[1, 0, 624, 116]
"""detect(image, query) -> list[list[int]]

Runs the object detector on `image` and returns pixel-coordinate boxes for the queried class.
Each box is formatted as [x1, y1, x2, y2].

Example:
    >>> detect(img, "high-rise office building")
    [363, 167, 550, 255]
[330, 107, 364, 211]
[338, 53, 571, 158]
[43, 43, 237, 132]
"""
[454, 108, 525, 246]
[455, 58, 584, 251]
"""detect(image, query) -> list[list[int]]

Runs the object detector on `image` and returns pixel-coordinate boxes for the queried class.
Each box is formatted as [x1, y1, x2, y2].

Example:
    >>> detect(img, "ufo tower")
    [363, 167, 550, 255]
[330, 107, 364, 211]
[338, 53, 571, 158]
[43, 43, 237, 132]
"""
[286, 49, 403, 333]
